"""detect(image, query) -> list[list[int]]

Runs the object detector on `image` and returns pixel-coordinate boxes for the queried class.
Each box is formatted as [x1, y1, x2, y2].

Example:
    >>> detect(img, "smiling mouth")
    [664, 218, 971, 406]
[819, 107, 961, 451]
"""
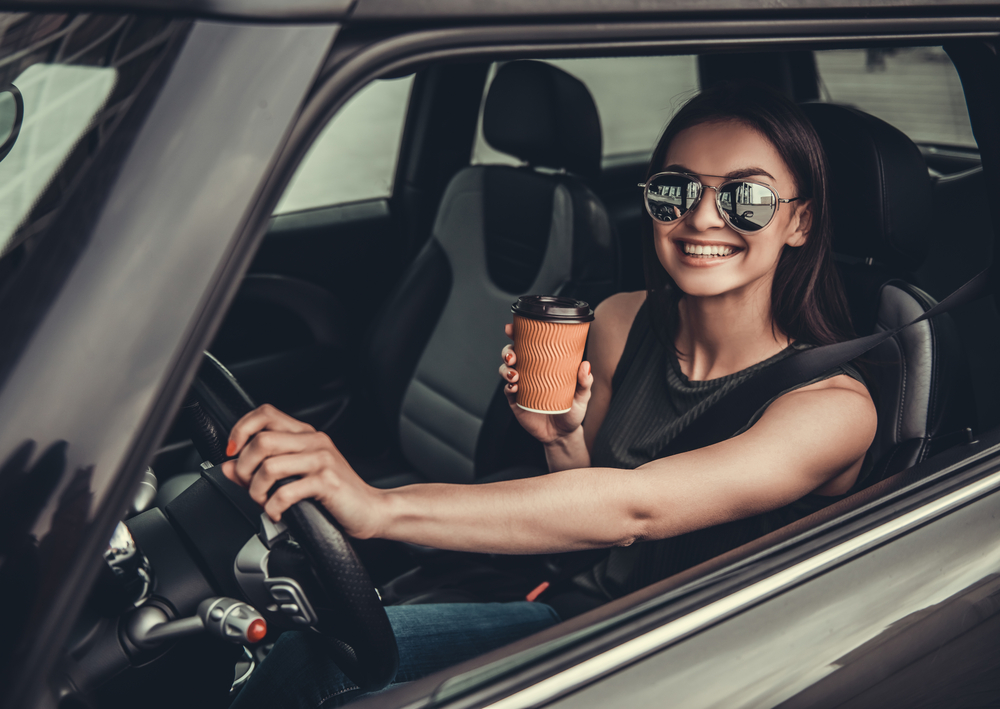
[676, 241, 743, 259]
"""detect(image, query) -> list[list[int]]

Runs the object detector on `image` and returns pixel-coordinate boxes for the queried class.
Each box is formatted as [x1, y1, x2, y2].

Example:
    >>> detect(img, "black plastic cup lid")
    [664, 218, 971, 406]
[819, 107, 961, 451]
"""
[511, 295, 594, 323]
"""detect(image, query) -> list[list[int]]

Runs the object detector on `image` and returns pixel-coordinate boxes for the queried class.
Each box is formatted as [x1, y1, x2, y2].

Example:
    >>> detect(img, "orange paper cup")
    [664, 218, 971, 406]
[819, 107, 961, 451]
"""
[511, 296, 594, 414]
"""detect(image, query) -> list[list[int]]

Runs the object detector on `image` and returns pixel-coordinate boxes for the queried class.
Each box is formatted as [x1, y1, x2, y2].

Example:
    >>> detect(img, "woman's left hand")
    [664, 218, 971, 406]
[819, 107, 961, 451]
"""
[219, 404, 383, 539]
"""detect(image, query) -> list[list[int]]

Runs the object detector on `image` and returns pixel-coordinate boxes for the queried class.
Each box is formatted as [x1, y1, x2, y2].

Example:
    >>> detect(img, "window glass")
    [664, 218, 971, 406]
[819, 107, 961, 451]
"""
[815, 47, 975, 147]
[274, 75, 414, 215]
[471, 56, 699, 167]
[0, 14, 180, 263]
[0, 64, 116, 251]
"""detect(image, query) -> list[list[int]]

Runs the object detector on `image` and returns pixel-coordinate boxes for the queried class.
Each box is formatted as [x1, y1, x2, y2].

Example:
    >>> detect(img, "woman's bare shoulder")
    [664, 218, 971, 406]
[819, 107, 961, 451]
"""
[589, 291, 647, 382]
[797, 371, 872, 399]
[593, 291, 646, 336]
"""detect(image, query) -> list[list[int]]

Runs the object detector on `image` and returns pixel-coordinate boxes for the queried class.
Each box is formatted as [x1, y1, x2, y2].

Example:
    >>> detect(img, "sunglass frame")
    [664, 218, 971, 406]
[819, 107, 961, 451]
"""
[639, 171, 799, 235]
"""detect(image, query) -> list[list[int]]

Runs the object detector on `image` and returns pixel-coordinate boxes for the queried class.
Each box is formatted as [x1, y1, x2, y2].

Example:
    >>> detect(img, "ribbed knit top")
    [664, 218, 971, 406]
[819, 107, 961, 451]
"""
[577, 301, 868, 600]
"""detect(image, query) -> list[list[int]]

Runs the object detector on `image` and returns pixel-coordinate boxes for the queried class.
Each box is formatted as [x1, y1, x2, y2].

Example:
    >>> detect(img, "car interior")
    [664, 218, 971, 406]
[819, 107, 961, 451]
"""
[48, 38, 998, 707]
[156, 46, 993, 483]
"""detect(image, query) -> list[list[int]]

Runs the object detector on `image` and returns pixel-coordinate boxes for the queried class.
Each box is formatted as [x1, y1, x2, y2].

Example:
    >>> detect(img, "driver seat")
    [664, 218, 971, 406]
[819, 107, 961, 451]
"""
[354, 60, 618, 488]
[802, 102, 977, 483]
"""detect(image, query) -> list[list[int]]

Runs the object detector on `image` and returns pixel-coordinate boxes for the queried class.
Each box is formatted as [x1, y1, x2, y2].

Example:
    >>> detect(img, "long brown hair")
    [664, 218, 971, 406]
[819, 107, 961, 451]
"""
[642, 82, 854, 348]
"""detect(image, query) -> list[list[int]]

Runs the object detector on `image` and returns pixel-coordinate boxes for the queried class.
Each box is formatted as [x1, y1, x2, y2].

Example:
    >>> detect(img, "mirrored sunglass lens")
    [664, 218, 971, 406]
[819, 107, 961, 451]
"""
[718, 182, 777, 231]
[646, 175, 700, 222]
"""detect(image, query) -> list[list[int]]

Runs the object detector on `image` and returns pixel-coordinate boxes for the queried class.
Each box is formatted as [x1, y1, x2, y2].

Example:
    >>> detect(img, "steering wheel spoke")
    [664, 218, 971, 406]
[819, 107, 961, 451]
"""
[183, 352, 399, 691]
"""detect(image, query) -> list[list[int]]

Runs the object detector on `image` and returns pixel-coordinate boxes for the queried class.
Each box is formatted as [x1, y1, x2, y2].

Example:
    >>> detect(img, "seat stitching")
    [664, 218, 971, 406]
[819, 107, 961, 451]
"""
[411, 375, 485, 423]
[896, 332, 907, 443]
[317, 682, 360, 708]
[400, 410, 475, 463]
[926, 314, 940, 434]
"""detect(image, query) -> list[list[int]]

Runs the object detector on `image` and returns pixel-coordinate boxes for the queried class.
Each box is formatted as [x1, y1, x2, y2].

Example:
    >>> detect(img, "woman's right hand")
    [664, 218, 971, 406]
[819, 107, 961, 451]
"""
[500, 323, 594, 445]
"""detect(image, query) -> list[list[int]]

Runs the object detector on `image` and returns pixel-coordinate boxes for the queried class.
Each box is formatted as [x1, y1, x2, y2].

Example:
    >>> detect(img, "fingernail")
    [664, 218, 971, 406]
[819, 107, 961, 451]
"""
[585, 362, 592, 376]
[226, 440, 237, 457]
[505, 353, 512, 363]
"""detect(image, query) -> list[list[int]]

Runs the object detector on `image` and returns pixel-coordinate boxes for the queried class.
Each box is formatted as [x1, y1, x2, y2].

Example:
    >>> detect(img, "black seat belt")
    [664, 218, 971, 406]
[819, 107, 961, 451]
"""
[659, 266, 993, 458]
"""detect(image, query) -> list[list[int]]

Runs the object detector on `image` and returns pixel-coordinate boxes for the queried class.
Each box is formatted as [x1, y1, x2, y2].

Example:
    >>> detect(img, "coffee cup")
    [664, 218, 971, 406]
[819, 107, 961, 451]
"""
[510, 295, 594, 414]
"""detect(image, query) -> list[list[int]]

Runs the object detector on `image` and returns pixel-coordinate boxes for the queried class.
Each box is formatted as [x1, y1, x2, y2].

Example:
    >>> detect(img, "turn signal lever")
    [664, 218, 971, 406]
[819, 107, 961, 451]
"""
[126, 597, 267, 650]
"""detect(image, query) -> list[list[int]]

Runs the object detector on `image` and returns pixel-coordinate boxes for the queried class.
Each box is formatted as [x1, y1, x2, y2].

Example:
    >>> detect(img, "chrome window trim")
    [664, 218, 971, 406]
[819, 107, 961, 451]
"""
[934, 164, 984, 185]
[482, 468, 1000, 709]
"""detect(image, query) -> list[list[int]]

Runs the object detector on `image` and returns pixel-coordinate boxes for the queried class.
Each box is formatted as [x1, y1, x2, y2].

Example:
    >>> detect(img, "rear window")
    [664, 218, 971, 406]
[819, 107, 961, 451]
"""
[815, 47, 975, 147]
[274, 75, 414, 215]
[472, 55, 699, 167]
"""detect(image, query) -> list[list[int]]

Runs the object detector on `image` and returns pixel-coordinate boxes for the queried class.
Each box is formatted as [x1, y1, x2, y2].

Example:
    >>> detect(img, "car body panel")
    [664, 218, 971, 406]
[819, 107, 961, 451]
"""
[4, 0, 355, 20]
[544, 471, 1000, 708]
[0, 20, 338, 709]
[348, 0, 1000, 22]
[6, 0, 1000, 22]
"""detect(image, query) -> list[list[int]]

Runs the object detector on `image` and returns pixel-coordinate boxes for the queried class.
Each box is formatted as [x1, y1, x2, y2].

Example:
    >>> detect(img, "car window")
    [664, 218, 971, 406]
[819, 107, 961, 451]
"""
[471, 55, 699, 168]
[0, 14, 183, 265]
[815, 47, 975, 147]
[273, 75, 414, 215]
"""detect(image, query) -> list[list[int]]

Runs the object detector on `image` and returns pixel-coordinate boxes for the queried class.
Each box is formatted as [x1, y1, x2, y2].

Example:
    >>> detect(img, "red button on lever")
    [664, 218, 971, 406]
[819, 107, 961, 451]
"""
[246, 617, 267, 643]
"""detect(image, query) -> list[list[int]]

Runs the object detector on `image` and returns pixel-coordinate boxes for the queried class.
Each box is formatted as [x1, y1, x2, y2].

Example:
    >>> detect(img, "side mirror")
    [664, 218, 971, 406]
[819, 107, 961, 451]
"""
[0, 84, 23, 163]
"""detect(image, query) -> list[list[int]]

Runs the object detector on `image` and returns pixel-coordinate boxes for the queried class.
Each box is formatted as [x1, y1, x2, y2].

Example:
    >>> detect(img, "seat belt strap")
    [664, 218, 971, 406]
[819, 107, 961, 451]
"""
[659, 266, 993, 458]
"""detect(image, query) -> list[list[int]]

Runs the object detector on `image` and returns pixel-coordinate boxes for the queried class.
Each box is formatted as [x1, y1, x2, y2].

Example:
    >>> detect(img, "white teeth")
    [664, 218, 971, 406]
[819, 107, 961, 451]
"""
[682, 243, 735, 257]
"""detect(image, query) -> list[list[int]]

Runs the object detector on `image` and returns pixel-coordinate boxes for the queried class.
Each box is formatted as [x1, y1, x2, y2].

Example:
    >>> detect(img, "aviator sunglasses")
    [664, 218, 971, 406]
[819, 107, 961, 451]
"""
[639, 172, 800, 235]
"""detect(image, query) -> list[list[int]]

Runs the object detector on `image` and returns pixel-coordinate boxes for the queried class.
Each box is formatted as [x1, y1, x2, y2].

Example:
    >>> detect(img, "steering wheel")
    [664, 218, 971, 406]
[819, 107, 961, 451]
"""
[182, 352, 399, 692]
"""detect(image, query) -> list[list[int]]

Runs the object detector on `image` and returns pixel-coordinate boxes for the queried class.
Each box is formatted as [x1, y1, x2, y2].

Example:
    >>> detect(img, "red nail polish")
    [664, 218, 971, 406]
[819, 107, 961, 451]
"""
[505, 353, 512, 363]
[226, 440, 237, 457]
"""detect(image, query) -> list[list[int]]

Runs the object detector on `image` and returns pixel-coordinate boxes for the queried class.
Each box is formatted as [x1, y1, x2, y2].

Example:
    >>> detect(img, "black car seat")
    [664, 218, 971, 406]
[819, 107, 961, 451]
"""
[801, 102, 977, 483]
[918, 164, 1000, 432]
[358, 60, 617, 488]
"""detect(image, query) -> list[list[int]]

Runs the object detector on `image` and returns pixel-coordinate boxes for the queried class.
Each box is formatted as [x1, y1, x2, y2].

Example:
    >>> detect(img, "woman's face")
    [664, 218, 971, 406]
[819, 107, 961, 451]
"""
[653, 119, 810, 302]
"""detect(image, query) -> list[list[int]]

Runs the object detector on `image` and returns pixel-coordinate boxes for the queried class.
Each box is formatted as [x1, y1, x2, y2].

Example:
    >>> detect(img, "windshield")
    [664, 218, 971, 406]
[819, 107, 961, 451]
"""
[0, 14, 180, 272]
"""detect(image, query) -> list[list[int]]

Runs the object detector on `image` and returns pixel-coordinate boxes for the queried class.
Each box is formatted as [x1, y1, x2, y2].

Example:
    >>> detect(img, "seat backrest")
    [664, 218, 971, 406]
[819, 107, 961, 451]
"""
[366, 61, 617, 484]
[802, 102, 976, 483]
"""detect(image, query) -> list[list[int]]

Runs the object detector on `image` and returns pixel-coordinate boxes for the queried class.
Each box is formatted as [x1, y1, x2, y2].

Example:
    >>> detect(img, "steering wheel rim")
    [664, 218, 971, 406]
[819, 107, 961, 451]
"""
[183, 352, 399, 691]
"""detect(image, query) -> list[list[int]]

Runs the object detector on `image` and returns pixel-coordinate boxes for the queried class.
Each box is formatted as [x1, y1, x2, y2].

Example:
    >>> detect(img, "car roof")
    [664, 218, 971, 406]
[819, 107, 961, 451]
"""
[348, 0, 1000, 22]
[1, 0, 998, 22]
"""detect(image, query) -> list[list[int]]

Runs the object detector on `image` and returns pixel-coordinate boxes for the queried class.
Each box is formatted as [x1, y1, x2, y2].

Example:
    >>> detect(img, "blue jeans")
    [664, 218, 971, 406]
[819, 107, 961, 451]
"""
[230, 602, 561, 709]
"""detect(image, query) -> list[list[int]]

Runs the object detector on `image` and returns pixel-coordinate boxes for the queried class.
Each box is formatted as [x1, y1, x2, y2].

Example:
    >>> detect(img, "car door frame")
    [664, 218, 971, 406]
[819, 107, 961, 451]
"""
[0, 18, 342, 709]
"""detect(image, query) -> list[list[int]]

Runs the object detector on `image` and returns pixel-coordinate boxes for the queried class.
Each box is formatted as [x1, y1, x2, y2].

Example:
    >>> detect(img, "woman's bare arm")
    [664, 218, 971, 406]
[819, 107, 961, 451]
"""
[221, 374, 875, 554]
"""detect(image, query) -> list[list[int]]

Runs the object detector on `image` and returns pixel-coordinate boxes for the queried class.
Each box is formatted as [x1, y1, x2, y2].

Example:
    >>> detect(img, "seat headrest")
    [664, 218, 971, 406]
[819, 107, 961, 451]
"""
[483, 60, 602, 180]
[801, 102, 930, 271]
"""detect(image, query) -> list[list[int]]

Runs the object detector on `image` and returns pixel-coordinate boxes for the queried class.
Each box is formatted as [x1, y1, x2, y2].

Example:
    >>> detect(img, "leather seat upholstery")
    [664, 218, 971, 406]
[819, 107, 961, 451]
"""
[362, 61, 617, 488]
[802, 103, 976, 483]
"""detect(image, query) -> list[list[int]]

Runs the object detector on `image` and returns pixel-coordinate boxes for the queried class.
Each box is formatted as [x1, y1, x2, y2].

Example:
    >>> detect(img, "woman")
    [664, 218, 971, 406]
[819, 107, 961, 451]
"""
[226, 83, 876, 707]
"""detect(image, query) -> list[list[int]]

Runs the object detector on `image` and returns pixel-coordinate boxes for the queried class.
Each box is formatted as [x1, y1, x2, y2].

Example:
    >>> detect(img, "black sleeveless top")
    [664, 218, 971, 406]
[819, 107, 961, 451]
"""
[575, 301, 870, 600]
